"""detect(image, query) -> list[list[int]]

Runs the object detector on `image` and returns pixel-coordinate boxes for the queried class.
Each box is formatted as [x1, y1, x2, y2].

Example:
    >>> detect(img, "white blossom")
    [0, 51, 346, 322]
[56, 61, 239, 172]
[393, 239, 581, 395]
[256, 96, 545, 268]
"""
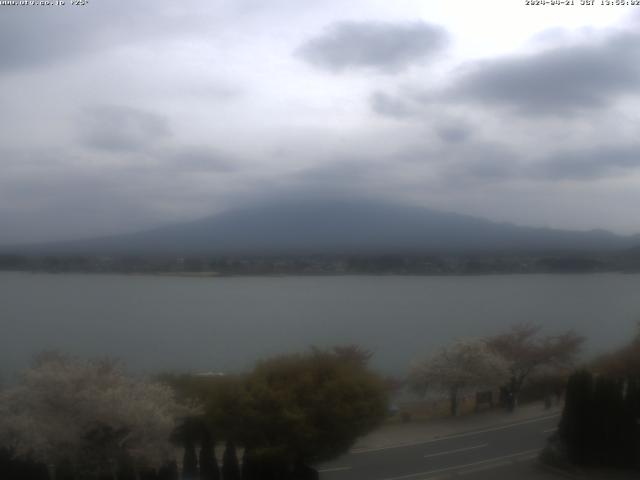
[0, 353, 193, 473]
[410, 338, 510, 397]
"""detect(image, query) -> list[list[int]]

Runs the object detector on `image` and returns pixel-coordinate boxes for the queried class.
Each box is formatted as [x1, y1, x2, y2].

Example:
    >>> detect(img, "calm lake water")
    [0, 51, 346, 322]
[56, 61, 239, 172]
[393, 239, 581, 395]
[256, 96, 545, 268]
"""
[1, 272, 639, 378]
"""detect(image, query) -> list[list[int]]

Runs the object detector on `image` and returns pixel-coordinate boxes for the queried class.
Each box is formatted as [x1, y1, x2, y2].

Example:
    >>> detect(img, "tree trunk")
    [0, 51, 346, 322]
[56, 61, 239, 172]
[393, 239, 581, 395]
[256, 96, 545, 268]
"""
[110, 460, 118, 480]
[182, 440, 198, 480]
[450, 385, 459, 416]
[511, 376, 526, 409]
[222, 441, 240, 480]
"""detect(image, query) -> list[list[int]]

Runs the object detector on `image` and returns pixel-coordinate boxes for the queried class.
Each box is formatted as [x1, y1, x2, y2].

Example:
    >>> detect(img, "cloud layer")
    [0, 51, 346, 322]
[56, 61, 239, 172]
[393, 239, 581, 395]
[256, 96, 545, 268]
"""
[449, 32, 640, 115]
[1, 1, 640, 244]
[296, 21, 449, 73]
[80, 106, 171, 153]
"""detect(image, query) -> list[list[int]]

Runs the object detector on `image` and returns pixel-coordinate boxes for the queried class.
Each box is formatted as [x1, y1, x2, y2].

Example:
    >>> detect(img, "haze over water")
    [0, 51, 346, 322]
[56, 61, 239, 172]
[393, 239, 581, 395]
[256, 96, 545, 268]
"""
[2, 271, 639, 378]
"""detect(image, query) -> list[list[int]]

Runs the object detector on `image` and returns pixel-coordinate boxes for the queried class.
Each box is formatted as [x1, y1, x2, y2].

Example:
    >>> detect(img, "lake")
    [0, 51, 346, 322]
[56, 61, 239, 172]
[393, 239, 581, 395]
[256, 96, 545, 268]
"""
[1, 271, 639, 378]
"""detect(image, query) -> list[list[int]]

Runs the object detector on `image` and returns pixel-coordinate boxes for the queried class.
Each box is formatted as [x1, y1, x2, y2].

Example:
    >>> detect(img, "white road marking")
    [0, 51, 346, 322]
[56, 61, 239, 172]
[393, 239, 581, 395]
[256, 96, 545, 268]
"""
[318, 466, 352, 473]
[516, 451, 541, 461]
[352, 413, 559, 454]
[458, 460, 512, 475]
[379, 448, 542, 480]
[424, 443, 488, 458]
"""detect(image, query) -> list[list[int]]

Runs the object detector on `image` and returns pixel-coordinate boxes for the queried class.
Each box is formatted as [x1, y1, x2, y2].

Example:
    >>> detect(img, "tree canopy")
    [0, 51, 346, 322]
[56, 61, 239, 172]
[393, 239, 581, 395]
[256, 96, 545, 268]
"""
[410, 338, 509, 415]
[239, 346, 388, 465]
[162, 346, 388, 474]
[0, 353, 190, 478]
[593, 322, 640, 378]
[486, 323, 584, 399]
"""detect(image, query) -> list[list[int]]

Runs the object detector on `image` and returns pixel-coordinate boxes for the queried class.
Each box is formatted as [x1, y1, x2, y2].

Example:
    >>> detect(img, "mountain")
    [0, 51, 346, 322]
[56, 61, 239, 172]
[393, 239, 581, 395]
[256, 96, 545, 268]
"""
[5, 198, 639, 256]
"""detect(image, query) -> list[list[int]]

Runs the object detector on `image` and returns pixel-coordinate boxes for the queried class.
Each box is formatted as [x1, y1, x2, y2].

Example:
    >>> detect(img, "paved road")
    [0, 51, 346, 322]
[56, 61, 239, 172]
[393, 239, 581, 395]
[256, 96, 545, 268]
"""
[316, 413, 560, 480]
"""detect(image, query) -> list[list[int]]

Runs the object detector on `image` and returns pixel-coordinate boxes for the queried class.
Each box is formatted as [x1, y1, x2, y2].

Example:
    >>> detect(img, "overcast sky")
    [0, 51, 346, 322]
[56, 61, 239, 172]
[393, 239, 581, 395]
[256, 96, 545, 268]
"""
[1, 0, 640, 244]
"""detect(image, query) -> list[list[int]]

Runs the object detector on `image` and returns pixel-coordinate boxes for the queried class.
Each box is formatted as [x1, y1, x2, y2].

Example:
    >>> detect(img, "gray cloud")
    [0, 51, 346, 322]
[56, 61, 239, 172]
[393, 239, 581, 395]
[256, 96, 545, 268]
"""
[162, 147, 238, 173]
[433, 142, 519, 185]
[0, 1, 214, 73]
[0, 3, 147, 72]
[294, 160, 372, 184]
[0, 9, 95, 72]
[0, 163, 155, 244]
[449, 32, 640, 115]
[436, 143, 640, 184]
[296, 21, 449, 73]
[2, 3, 640, 243]
[532, 145, 640, 180]
[437, 124, 472, 144]
[370, 91, 418, 119]
[0, 147, 242, 244]
[79, 106, 171, 153]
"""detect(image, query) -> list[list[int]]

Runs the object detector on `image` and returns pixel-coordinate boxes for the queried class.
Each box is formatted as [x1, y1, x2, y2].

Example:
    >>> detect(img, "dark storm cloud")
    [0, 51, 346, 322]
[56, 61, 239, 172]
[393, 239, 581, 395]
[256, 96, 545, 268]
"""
[296, 21, 449, 73]
[532, 145, 640, 180]
[449, 32, 640, 115]
[79, 106, 171, 153]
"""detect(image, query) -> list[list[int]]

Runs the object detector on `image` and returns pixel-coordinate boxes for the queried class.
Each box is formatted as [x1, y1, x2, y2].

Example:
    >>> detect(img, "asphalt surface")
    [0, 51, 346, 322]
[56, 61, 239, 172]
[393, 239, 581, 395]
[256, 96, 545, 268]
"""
[316, 413, 561, 480]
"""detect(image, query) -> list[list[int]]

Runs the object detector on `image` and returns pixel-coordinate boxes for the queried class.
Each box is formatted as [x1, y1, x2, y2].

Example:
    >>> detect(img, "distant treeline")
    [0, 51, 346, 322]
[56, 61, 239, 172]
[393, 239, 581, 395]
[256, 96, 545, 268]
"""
[1, 252, 639, 275]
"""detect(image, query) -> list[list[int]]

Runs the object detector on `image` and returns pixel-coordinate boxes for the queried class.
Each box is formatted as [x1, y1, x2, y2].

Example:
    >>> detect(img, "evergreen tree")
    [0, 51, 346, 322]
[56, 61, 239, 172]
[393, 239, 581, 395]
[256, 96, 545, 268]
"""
[559, 370, 593, 465]
[622, 377, 640, 468]
[557, 370, 640, 470]
[183, 439, 198, 480]
[240, 451, 257, 480]
[591, 376, 625, 466]
[0, 449, 10, 480]
[221, 441, 240, 480]
[16, 457, 50, 480]
[116, 455, 136, 480]
[35, 461, 50, 480]
[292, 461, 319, 480]
[55, 459, 75, 480]
[198, 430, 219, 480]
[157, 460, 179, 480]
[140, 468, 159, 480]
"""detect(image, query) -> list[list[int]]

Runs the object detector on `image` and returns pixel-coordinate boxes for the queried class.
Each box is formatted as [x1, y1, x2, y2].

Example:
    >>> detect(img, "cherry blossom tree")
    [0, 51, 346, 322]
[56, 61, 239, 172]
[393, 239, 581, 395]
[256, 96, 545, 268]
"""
[410, 338, 509, 416]
[487, 323, 584, 405]
[0, 352, 192, 479]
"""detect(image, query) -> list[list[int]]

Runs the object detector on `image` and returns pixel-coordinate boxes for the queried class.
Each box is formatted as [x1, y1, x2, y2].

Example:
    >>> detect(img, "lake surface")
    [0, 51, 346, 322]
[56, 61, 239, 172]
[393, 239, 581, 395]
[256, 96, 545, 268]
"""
[1, 272, 639, 378]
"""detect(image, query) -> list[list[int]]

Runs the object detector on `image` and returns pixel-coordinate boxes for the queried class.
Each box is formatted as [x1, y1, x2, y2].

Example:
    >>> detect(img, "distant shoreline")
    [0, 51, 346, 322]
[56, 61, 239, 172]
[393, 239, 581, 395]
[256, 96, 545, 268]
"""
[3, 250, 639, 277]
[1, 269, 638, 278]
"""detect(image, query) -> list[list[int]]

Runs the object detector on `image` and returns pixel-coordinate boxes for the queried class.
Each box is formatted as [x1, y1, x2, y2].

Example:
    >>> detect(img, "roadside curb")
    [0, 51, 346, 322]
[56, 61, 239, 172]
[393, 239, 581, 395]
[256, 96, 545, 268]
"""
[536, 458, 639, 480]
[537, 459, 583, 480]
[351, 411, 560, 454]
